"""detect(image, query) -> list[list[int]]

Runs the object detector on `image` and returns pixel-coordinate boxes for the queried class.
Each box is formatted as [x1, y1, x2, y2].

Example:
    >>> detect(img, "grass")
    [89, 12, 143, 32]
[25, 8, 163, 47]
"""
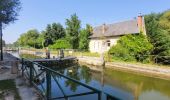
[20, 53, 43, 59]
[0, 79, 21, 100]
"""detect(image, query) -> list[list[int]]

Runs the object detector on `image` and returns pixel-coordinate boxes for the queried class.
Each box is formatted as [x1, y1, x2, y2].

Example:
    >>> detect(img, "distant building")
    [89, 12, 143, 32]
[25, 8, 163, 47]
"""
[89, 15, 146, 53]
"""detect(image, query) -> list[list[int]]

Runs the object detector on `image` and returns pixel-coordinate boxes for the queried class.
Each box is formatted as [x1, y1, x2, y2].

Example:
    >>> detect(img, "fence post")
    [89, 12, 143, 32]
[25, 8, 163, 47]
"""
[46, 70, 51, 100]
[21, 58, 24, 76]
[98, 92, 101, 100]
[29, 63, 33, 86]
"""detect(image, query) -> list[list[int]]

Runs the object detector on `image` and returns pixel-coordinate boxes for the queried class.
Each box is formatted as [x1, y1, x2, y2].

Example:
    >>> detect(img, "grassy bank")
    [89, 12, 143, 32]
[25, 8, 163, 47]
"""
[20, 48, 169, 67]
[0, 79, 21, 100]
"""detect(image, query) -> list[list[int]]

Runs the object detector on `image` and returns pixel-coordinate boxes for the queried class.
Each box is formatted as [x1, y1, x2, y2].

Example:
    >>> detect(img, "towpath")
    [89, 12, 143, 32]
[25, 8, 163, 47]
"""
[0, 53, 42, 100]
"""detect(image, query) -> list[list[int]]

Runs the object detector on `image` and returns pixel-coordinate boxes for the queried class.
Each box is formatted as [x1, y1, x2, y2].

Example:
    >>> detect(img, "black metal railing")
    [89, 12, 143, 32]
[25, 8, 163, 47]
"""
[20, 58, 119, 100]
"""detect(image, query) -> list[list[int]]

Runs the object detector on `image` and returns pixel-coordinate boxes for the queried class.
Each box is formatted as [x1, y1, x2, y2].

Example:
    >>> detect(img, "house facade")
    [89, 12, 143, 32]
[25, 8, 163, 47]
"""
[89, 15, 146, 53]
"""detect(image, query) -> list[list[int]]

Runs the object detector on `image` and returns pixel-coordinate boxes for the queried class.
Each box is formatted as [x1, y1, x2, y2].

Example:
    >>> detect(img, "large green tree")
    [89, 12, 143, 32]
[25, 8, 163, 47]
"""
[0, 0, 21, 24]
[44, 23, 65, 46]
[66, 14, 81, 49]
[79, 24, 92, 51]
[44, 24, 53, 46]
[51, 23, 65, 41]
[36, 32, 44, 49]
[0, 0, 21, 60]
[145, 11, 170, 64]
[18, 29, 39, 48]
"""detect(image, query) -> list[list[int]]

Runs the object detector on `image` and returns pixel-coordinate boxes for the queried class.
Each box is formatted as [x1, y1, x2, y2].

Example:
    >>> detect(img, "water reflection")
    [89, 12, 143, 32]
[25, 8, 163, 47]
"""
[65, 66, 80, 92]
[64, 65, 92, 92]
[80, 65, 92, 84]
[103, 68, 170, 100]
[10, 52, 170, 100]
[61, 65, 170, 100]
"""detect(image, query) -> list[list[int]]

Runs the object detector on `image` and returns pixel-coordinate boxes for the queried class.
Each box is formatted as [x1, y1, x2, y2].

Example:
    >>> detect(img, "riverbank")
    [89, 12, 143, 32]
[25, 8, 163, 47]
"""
[0, 53, 42, 100]
[18, 49, 170, 80]
[78, 56, 170, 80]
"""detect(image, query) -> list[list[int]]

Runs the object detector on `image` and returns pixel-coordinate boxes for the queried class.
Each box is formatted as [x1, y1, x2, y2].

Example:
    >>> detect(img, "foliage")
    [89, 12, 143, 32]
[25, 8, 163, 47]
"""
[66, 14, 81, 49]
[0, 0, 21, 24]
[48, 38, 72, 49]
[44, 23, 65, 46]
[17, 29, 39, 47]
[79, 24, 92, 51]
[145, 10, 170, 64]
[44, 24, 53, 46]
[109, 34, 153, 62]
[36, 33, 44, 48]
[15, 14, 92, 51]
[51, 23, 66, 41]
[159, 11, 170, 32]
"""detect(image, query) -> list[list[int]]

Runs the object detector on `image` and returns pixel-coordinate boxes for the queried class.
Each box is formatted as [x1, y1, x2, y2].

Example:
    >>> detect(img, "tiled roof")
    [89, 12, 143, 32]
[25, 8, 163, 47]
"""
[90, 19, 139, 38]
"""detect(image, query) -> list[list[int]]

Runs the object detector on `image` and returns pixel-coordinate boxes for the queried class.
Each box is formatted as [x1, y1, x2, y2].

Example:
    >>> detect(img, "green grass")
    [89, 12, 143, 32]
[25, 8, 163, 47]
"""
[0, 79, 21, 100]
[20, 53, 43, 59]
[71, 51, 100, 57]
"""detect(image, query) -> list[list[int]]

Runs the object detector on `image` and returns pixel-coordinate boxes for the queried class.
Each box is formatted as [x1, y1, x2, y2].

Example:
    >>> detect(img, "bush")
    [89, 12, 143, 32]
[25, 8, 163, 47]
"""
[49, 38, 72, 49]
[109, 34, 153, 63]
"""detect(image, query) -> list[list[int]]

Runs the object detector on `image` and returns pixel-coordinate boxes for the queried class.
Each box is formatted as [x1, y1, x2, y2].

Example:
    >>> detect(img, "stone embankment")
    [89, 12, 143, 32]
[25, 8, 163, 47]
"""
[78, 56, 170, 80]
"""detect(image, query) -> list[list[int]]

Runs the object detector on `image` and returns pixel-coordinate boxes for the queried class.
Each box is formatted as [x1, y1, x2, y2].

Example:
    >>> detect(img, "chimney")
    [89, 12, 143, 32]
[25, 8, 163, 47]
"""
[137, 14, 143, 32]
[102, 23, 106, 34]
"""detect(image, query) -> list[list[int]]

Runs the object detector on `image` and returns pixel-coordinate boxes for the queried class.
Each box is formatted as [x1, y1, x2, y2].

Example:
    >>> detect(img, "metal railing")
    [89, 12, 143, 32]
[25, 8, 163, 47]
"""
[20, 58, 119, 100]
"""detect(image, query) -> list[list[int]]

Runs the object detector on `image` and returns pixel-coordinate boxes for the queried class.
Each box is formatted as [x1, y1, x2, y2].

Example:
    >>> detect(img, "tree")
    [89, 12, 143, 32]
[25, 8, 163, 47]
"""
[36, 31, 45, 48]
[44, 24, 53, 46]
[44, 23, 65, 47]
[145, 11, 170, 64]
[26, 29, 39, 47]
[17, 29, 39, 48]
[18, 33, 27, 46]
[159, 11, 170, 32]
[79, 24, 92, 51]
[0, 0, 21, 60]
[66, 14, 81, 49]
[51, 23, 65, 41]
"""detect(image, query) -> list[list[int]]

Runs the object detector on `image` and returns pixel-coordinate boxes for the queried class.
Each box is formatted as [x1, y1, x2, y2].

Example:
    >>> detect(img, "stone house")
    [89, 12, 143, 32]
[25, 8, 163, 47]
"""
[89, 15, 146, 53]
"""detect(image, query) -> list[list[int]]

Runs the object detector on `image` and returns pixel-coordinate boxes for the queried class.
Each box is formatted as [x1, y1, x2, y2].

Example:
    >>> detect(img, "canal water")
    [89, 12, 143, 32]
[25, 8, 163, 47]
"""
[10, 52, 170, 100]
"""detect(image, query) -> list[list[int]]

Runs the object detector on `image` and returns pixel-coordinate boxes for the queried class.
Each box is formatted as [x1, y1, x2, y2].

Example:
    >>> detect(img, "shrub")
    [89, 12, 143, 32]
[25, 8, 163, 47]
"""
[49, 38, 72, 49]
[109, 34, 153, 63]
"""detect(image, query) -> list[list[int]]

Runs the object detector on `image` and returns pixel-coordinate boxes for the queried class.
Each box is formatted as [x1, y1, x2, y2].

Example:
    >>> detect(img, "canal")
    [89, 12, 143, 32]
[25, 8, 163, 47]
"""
[10, 52, 170, 100]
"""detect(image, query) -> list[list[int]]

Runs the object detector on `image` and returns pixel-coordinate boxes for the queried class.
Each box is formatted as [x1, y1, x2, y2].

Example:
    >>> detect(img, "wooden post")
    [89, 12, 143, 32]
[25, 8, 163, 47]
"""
[46, 70, 51, 100]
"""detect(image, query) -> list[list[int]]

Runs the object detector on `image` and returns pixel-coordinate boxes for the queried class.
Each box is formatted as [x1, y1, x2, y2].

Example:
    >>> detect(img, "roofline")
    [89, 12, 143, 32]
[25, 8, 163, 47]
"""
[89, 33, 139, 39]
[93, 19, 137, 29]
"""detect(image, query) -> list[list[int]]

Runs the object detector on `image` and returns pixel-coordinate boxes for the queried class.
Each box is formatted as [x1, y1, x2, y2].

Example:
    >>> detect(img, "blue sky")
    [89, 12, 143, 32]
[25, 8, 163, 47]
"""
[3, 0, 170, 43]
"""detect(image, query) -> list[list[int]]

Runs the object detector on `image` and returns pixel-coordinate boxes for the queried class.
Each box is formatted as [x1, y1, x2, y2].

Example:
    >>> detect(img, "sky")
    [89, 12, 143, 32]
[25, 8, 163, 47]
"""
[3, 0, 170, 44]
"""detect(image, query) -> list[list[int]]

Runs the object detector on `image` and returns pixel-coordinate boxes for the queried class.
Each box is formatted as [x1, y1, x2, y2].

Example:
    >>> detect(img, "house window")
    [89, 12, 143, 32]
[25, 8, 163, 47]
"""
[107, 40, 110, 47]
